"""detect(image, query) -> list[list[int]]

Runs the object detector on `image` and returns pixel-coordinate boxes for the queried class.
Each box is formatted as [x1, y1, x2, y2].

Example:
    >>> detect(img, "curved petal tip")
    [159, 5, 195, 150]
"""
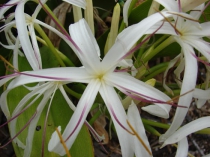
[142, 104, 170, 119]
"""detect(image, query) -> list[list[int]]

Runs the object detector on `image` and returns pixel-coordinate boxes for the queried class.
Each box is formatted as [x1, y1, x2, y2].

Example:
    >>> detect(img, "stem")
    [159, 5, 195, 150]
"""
[144, 124, 161, 136]
[34, 24, 66, 67]
[134, 35, 168, 67]
[63, 85, 81, 99]
[89, 108, 101, 125]
[142, 118, 210, 135]
[142, 36, 175, 63]
[35, 36, 75, 66]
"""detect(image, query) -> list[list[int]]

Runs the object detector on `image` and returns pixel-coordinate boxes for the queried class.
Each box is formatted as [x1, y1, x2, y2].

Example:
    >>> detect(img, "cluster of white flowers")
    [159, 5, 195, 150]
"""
[0, 0, 210, 157]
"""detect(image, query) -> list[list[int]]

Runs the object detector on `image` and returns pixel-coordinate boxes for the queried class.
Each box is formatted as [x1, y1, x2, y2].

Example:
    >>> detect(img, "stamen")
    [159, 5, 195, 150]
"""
[167, 89, 194, 103]
[0, 55, 19, 72]
[154, 8, 183, 36]
[168, 12, 199, 22]
[127, 120, 152, 156]
[55, 127, 71, 157]
[191, 53, 210, 67]
[16, 71, 69, 81]
[177, 0, 182, 12]
[119, 87, 187, 108]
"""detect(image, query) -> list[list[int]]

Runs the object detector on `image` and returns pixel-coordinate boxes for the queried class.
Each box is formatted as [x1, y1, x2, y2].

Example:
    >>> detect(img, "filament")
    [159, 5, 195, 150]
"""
[127, 120, 152, 156]
[55, 127, 71, 157]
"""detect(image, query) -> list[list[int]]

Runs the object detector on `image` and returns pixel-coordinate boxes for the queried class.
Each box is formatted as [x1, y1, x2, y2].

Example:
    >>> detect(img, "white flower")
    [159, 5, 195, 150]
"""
[0, 0, 86, 70]
[4, 17, 173, 156]
[146, 0, 210, 142]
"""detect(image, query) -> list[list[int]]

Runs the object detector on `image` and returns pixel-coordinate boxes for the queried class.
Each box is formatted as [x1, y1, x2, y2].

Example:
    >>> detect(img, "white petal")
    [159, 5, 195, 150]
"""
[163, 54, 181, 95]
[193, 88, 210, 108]
[0, 90, 12, 119]
[189, 3, 204, 20]
[193, 88, 210, 100]
[183, 38, 210, 63]
[0, 0, 20, 18]
[15, 3, 40, 70]
[160, 43, 197, 142]
[195, 99, 206, 108]
[59, 85, 105, 142]
[23, 88, 53, 157]
[62, 0, 86, 9]
[145, 22, 178, 35]
[69, 19, 101, 73]
[102, 11, 172, 71]
[99, 84, 133, 157]
[162, 117, 210, 146]
[123, 0, 132, 26]
[0, 74, 17, 87]
[175, 137, 188, 157]
[48, 79, 101, 155]
[105, 73, 171, 118]
[128, 102, 152, 157]
[155, 0, 179, 12]
[28, 23, 42, 69]
[7, 67, 91, 89]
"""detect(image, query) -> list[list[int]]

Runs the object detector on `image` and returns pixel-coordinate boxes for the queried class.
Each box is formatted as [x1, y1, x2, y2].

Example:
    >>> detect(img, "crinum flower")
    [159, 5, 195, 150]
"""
[145, 0, 210, 142]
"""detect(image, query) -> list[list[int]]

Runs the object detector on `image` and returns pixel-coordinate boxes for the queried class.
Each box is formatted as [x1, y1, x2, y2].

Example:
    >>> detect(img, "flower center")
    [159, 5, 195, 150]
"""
[96, 73, 105, 81]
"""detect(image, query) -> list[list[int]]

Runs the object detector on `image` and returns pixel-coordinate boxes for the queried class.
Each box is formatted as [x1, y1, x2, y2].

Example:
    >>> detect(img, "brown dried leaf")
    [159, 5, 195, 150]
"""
[91, 108, 109, 144]
[45, 2, 71, 47]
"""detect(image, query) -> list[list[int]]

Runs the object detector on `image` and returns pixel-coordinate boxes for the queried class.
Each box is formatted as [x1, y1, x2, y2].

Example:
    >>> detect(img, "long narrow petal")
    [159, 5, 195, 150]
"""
[0, 74, 18, 87]
[0, 0, 20, 18]
[105, 72, 171, 118]
[69, 19, 101, 73]
[175, 137, 188, 157]
[99, 83, 133, 157]
[186, 22, 210, 37]
[162, 116, 210, 146]
[160, 43, 197, 142]
[193, 88, 210, 100]
[7, 67, 91, 89]
[23, 87, 54, 157]
[163, 54, 181, 95]
[183, 38, 210, 62]
[59, 85, 104, 142]
[189, 3, 204, 20]
[193, 88, 210, 108]
[48, 79, 101, 156]
[145, 22, 177, 35]
[28, 23, 42, 69]
[155, 0, 179, 12]
[123, 0, 132, 26]
[128, 102, 152, 157]
[102, 11, 172, 72]
[15, 2, 40, 70]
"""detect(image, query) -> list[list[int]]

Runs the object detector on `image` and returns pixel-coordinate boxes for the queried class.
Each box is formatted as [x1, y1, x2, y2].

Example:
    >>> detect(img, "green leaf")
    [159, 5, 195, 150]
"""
[5, 46, 94, 157]
[7, 86, 94, 157]
[128, 0, 153, 25]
